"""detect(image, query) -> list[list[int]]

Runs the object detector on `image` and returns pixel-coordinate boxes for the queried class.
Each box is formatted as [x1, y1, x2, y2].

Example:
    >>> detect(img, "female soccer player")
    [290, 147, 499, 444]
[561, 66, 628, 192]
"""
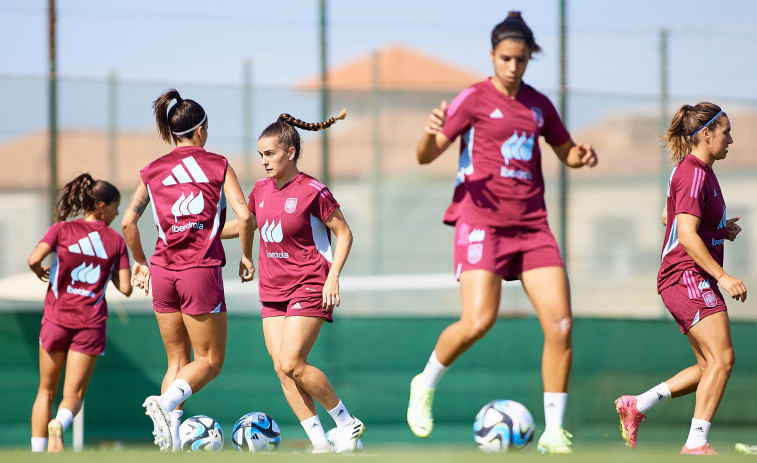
[29, 173, 132, 452]
[120, 89, 255, 451]
[615, 103, 745, 455]
[222, 110, 364, 453]
[406, 11, 598, 454]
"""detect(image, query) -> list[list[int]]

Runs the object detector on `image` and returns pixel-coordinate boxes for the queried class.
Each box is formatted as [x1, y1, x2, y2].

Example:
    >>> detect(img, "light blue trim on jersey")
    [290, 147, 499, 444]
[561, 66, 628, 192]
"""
[661, 215, 679, 260]
[209, 184, 226, 241]
[455, 128, 474, 186]
[50, 253, 60, 299]
[146, 185, 167, 245]
[96, 269, 112, 306]
[310, 213, 333, 263]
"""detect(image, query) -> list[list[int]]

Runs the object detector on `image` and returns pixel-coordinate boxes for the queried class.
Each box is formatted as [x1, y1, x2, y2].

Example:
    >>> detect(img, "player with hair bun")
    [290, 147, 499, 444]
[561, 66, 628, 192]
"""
[407, 11, 598, 454]
[121, 88, 255, 451]
[222, 109, 365, 453]
[29, 173, 132, 452]
[616, 102, 745, 455]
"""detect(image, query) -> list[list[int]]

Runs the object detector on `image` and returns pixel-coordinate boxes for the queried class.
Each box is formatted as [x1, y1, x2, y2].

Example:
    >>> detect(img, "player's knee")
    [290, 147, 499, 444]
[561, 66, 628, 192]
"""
[278, 359, 302, 381]
[464, 317, 496, 342]
[37, 386, 56, 403]
[544, 315, 572, 342]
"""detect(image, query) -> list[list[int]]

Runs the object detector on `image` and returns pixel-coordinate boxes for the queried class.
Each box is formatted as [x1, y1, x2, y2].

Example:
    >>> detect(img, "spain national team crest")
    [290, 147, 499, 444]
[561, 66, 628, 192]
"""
[702, 291, 717, 308]
[285, 198, 297, 213]
[467, 243, 483, 264]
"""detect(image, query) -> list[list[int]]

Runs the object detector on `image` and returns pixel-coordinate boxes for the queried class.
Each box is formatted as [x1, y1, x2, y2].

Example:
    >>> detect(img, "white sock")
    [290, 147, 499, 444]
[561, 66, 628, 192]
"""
[160, 379, 192, 412]
[301, 415, 329, 448]
[636, 382, 672, 413]
[327, 400, 354, 427]
[31, 437, 47, 452]
[55, 408, 74, 431]
[544, 392, 568, 428]
[170, 409, 183, 450]
[416, 351, 448, 389]
[685, 418, 710, 448]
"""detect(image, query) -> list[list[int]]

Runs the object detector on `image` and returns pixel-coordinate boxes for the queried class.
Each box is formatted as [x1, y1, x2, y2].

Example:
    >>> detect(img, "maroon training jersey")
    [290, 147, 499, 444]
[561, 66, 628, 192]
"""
[248, 173, 340, 301]
[441, 79, 571, 228]
[657, 155, 727, 292]
[41, 219, 130, 329]
[140, 146, 228, 270]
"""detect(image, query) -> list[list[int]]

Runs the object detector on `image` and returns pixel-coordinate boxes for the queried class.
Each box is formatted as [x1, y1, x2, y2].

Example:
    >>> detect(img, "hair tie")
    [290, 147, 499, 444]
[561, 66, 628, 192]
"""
[690, 110, 722, 137]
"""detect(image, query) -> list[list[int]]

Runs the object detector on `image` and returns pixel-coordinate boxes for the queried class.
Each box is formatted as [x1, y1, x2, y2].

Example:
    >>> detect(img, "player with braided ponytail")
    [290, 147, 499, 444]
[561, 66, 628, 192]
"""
[29, 173, 132, 452]
[222, 110, 364, 453]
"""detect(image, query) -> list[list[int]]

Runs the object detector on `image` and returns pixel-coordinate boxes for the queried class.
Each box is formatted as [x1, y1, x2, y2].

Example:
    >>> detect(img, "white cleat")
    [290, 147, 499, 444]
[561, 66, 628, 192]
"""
[331, 417, 365, 453]
[143, 396, 171, 452]
[407, 374, 434, 438]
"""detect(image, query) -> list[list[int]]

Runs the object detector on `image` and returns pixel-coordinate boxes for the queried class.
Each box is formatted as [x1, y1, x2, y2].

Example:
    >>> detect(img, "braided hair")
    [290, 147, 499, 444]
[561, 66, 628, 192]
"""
[55, 173, 120, 222]
[260, 109, 347, 162]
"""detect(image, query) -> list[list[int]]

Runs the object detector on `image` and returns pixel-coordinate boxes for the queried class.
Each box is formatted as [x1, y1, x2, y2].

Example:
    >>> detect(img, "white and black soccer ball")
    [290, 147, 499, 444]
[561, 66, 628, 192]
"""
[179, 415, 224, 452]
[232, 412, 281, 452]
[473, 400, 534, 452]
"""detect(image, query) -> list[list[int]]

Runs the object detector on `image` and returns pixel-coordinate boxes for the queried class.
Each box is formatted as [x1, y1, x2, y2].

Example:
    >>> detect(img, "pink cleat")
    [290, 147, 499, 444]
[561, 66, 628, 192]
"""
[681, 443, 718, 455]
[615, 395, 646, 450]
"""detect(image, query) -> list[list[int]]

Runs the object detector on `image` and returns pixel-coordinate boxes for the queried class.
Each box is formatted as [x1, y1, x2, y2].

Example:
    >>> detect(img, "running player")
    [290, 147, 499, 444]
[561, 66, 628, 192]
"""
[406, 11, 598, 454]
[615, 103, 745, 455]
[222, 110, 364, 453]
[29, 173, 132, 452]
[120, 89, 255, 451]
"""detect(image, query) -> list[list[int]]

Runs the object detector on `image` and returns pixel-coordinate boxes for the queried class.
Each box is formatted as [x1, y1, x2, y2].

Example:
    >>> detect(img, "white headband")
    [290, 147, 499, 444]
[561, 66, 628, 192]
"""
[171, 113, 207, 136]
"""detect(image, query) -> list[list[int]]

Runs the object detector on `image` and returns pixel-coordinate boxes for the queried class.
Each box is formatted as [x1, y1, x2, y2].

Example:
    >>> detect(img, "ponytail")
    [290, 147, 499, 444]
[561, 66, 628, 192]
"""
[260, 109, 347, 163]
[662, 102, 723, 163]
[55, 173, 120, 222]
[152, 88, 207, 144]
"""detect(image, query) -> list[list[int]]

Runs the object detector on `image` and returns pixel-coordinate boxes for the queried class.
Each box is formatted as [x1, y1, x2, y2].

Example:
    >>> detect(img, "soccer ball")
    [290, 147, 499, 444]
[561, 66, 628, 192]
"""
[325, 427, 363, 450]
[473, 400, 534, 452]
[232, 412, 281, 452]
[179, 415, 224, 452]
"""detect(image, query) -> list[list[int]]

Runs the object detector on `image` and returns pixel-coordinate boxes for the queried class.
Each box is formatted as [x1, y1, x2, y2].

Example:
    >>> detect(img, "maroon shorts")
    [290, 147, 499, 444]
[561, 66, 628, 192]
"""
[660, 269, 727, 334]
[453, 222, 564, 281]
[151, 265, 226, 315]
[261, 293, 333, 323]
[39, 318, 106, 356]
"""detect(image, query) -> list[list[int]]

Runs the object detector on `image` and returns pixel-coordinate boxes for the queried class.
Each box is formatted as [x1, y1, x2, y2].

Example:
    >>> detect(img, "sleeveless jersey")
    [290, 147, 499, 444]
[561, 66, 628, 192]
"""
[41, 219, 130, 329]
[140, 146, 228, 270]
[441, 79, 570, 228]
[657, 155, 727, 292]
[248, 173, 340, 301]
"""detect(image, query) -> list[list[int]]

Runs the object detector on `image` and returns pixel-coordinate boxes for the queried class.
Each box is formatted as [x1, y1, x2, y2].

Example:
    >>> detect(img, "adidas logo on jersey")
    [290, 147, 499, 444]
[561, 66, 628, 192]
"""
[259, 201, 264, 208]
[489, 108, 504, 119]
[292, 302, 302, 309]
[171, 191, 205, 219]
[70, 262, 101, 284]
[68, 231, 108, 259]
[162, 156, 209, 186]
[261, 219, 283, 243]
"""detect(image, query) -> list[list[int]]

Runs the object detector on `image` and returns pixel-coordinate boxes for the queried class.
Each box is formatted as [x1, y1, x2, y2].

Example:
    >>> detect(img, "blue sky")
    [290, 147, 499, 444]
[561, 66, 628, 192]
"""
[2, 0, 757, 100]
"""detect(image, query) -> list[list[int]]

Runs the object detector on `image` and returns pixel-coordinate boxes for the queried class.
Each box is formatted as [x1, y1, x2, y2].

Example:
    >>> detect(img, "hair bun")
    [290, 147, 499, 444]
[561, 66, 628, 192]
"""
[507, 11, 522, 20]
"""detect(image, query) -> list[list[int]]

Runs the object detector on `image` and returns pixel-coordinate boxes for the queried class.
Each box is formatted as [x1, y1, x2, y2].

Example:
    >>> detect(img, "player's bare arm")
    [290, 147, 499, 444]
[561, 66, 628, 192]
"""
[322, 208, 353, 310]
[552, 139, 598, 168]
[224, 165, 255, 282]
[28, 242, 52, 282]
[417, 101, 452, 165]
[677, 213, 746, 302]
